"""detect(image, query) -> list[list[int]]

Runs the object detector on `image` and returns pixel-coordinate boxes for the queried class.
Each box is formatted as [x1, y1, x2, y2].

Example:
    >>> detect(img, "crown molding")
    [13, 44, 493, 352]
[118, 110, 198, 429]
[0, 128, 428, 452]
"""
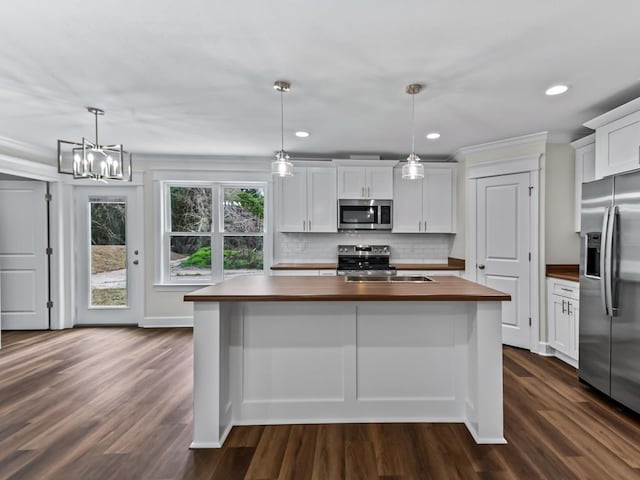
[454, 131, 548, 158]
[584, 96, 640, 129]
[0, 153, 59, 181]
[570, 133, 595, 149]
[0, 136, 54, 163]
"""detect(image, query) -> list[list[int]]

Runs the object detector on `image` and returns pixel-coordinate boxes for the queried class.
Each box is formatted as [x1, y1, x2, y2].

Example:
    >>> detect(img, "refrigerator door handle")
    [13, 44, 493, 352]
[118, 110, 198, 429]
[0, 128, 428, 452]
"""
[600, 207, 611, 316]
[606, 205, 618, 316]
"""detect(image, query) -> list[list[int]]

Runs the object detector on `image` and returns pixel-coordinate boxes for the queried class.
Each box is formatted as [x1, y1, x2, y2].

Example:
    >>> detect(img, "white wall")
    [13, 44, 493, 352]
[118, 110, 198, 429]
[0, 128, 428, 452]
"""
[544, 143, 580, 264]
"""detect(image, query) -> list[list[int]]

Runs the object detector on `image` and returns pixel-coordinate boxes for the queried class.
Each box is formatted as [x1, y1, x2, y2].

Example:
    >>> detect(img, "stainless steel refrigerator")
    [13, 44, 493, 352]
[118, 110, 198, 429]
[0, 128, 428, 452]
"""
[579, 170, 640, 414]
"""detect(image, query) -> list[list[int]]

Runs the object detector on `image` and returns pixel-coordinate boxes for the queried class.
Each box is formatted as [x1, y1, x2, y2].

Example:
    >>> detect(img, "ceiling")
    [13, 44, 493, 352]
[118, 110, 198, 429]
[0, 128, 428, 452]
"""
[1, 0, 640, 161]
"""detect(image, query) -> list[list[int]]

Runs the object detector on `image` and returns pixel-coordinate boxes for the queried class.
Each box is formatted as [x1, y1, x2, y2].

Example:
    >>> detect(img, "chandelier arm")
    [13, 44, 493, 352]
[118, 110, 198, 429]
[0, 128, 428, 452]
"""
[94, 110, 99, 146]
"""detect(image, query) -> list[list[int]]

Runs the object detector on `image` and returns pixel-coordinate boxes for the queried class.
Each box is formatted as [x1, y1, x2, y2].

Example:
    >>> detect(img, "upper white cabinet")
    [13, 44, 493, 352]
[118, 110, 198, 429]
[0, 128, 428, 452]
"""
[392, 163, 457, 233]
[572, 134, 596, 233]
[334, 160, 396, 199]
[584, 97, 640, 179]
[276, 165, 337, 232]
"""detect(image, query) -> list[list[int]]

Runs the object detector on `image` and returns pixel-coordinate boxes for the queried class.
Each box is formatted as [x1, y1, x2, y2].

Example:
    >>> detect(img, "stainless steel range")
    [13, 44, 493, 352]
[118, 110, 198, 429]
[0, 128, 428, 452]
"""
[336, 244, 397, 276]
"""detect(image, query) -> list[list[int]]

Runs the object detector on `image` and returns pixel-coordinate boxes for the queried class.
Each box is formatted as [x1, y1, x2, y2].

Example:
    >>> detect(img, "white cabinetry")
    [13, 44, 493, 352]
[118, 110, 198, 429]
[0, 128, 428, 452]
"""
[396, 270, 461, 277]
[547, 278, 579, 366]
[335, 161, 396, 199]
[271, 270, 336, 276]
[584, 97, 640, 179]
[277, 165, 337, 232]
[392, 163, 456, 233]
[572, 135, 596, 233]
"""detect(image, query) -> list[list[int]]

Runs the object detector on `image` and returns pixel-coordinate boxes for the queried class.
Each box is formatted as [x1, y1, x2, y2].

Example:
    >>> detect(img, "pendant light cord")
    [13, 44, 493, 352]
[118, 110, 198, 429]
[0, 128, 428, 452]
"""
[410, 93, 415, 156]
[280, 89, 284, 152]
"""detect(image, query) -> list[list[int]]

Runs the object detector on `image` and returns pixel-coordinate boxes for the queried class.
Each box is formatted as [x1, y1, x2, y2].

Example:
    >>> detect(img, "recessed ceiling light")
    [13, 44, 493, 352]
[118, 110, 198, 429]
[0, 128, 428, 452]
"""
[295, 131, 309, 138]
[426, 132, 441, 140]
[545, 84, 569, 96]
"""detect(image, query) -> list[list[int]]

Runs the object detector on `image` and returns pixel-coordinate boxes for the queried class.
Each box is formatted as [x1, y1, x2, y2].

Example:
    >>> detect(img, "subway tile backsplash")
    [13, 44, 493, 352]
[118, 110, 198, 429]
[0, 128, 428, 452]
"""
[274, 232, 454, 263]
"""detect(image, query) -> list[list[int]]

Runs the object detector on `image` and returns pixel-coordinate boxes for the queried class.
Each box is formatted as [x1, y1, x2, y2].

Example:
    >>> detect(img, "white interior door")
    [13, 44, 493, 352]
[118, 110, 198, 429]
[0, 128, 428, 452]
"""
[75, 186, 143, 325]
[0, 181, 49, 330]
[477, 172, 531, 348]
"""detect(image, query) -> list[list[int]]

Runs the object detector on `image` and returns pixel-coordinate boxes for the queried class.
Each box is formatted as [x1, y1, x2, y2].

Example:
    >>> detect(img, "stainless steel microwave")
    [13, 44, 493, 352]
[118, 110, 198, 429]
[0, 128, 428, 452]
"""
[338, 199, 393, 230]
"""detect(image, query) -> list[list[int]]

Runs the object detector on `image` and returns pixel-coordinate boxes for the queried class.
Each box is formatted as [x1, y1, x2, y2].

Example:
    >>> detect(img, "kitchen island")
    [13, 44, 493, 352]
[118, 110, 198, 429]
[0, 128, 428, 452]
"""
[184, 275, 510, 448]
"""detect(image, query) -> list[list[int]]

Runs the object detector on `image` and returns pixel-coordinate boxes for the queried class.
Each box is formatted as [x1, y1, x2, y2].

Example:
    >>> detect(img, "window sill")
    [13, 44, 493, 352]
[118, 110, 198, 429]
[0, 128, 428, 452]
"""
[152, 283, 217, 292]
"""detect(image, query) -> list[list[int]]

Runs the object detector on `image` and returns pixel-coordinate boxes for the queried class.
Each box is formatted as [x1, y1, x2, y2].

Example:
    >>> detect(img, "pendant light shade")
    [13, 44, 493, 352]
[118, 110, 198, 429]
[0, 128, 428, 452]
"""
[57, 107, 132, 182]
[402, 83, 424, 180]
[271, 80, 294, 177]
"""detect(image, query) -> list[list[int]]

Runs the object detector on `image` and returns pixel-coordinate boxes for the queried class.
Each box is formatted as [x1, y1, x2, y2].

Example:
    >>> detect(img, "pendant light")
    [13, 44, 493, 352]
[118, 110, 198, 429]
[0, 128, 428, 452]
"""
[271, 80, 294, 177]
[57, 107, 132, 182]
[402, 83, 424, 180]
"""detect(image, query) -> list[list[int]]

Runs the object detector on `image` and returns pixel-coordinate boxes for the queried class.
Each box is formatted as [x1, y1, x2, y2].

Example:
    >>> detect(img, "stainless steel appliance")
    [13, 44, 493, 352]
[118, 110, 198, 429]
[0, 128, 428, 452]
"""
[338, 199, 392, 231]
[579, 170, 640, 414]
[336, 244, 397, 276]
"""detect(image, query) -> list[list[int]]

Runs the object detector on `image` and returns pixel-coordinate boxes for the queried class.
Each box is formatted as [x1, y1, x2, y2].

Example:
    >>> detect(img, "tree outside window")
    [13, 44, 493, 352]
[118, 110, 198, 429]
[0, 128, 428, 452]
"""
[165, 184, 264, 283]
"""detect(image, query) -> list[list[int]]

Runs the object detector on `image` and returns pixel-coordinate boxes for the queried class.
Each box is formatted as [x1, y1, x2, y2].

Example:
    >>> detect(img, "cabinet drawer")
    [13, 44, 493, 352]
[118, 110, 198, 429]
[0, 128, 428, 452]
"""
[550, 280, 579, 300]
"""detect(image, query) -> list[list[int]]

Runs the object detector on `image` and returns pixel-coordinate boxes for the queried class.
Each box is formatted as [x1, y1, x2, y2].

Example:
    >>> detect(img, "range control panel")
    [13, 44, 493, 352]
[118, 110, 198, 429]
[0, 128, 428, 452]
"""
[337, 245, 390, 256]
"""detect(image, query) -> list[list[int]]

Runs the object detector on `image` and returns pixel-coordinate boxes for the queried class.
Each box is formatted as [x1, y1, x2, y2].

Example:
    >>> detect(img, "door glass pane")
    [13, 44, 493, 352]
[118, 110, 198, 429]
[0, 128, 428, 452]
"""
[170, 235, 212, 281]
[223, 236, 263, 278]
[170, 186, 212, 232]
[223, 187, 264, 232]
[90, 200, 127, 307]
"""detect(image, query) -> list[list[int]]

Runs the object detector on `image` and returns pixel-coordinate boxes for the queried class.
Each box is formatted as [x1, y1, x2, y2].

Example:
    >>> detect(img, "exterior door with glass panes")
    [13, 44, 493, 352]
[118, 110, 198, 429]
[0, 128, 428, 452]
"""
[75, 186, 143, 325]
[166, 184, 264, 284]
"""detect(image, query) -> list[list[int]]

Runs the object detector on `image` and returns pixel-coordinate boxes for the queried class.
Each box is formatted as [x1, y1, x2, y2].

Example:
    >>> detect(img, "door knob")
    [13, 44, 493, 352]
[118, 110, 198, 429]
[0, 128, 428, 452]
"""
[478, 264, 485, 270]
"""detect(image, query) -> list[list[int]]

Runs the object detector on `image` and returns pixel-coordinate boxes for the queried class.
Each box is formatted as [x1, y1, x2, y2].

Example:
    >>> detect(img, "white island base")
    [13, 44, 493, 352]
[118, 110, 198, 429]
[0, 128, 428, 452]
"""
[191, 300, 506, 448]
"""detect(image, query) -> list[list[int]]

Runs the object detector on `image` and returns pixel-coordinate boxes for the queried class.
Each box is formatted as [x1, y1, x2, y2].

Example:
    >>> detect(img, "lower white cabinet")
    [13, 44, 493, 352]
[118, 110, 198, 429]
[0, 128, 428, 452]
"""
[547, 278, 579, 366]
[271, 269, 336, 276]
[396, 269, 460, 277]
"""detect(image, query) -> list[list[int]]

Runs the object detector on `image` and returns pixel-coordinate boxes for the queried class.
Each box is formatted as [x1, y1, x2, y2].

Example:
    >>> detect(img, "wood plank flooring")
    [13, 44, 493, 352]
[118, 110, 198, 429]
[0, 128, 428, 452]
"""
[1, 327, 639, 479]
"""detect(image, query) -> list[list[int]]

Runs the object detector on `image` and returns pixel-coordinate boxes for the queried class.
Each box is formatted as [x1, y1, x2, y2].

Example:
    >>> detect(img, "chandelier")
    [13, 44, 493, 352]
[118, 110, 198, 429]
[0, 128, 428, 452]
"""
[57, 107, 132, 182]
[402, 83, 424, 180]
[271, 80, 294, 177]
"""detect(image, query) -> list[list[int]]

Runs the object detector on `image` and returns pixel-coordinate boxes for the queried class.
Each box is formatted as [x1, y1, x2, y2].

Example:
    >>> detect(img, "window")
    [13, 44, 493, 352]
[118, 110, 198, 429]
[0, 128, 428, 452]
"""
[163, 183, 265, 284]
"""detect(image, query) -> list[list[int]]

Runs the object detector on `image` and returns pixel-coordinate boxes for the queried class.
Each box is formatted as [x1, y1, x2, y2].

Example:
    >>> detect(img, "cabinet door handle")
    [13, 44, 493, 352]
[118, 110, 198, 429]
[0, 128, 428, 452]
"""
[367, 186, 370, 197]
[308, 219, 311, 231]
[562, 300, 566, 314]
[424, 220, 427, 231]
[418, 220, 421, 232]
[567, 301, 572, 315]
[302, 220, 305, 231]
[361, 186, 364, 197]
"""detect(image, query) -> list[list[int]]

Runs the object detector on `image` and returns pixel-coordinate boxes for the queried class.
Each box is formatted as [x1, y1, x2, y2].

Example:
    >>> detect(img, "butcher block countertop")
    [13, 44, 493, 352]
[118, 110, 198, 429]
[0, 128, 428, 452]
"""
[270, 257, 466, 271]
[184, 274, 510, 302]
[546, 264, 579, 282]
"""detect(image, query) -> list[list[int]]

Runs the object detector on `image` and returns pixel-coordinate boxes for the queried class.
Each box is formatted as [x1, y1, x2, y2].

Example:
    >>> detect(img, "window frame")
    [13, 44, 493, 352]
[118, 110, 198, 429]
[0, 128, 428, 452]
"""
[157, 179, 268, 287]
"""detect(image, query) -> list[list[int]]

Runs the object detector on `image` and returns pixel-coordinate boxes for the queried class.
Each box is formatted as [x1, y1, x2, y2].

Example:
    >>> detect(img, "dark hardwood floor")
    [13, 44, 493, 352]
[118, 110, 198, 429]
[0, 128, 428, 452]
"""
[1, 328, 639, 479]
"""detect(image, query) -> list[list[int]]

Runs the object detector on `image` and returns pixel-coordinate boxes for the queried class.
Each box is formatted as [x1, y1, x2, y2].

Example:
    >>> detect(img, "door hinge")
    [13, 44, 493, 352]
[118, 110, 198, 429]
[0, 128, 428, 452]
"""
[529, 317, 532, 326]
[45, 193, 52, 202]
[46, 247, 53, 255]
[528, 186, 533, 196]
[528, 252, 531, 261]
[46, 301, 53, 309]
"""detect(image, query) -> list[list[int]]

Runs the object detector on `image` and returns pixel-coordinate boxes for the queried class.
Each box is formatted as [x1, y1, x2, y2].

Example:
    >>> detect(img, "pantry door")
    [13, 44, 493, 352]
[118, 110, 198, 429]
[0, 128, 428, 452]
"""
[476, 172, 531, 349]
[0, 180, 49, 330]
[75, 186, 143, 325]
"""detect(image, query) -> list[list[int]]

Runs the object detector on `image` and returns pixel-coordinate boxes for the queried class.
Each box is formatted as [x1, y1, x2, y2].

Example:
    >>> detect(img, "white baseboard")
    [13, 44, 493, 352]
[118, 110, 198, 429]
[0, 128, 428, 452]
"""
[140, 316, 193, 328]
[536, 342, 555, 356]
